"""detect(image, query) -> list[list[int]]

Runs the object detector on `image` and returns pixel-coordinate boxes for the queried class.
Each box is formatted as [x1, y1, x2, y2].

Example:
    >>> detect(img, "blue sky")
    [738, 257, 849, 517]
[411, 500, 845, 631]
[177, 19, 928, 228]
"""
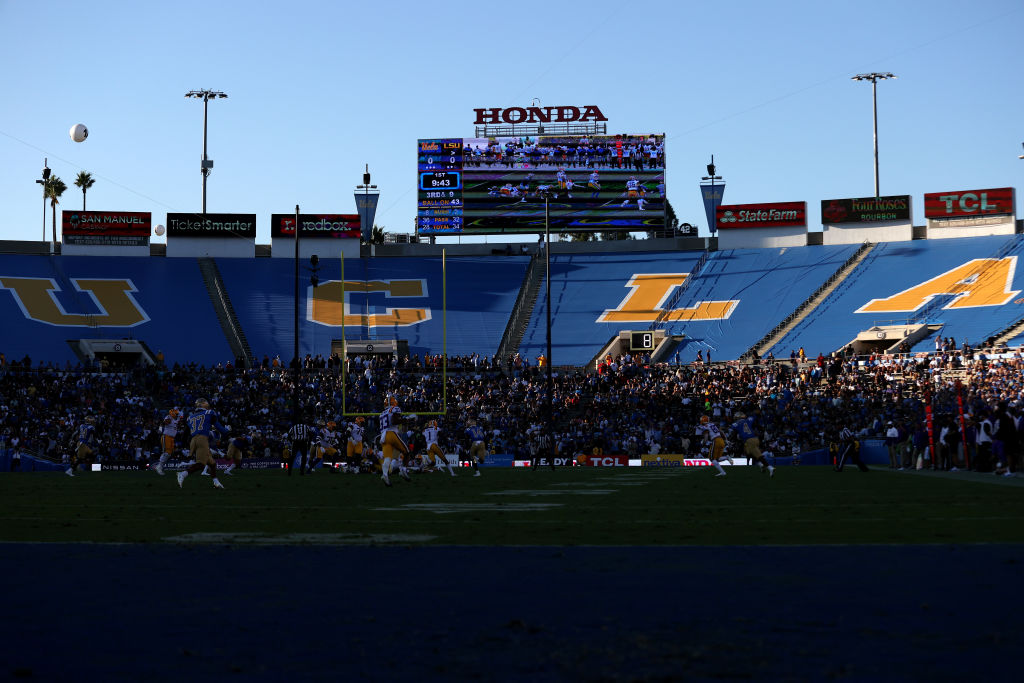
[1, 0, 1022, 243]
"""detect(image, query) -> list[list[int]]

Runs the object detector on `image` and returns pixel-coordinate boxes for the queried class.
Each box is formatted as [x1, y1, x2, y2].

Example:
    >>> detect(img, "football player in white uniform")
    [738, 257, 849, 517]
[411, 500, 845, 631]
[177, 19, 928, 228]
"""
[696, 415, 731, 477]
[421, 420, 455, 477]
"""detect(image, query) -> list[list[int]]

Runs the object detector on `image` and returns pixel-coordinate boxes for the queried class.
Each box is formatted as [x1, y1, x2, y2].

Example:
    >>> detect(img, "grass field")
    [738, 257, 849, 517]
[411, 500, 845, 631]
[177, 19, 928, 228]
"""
[3, 466, 1023, 546]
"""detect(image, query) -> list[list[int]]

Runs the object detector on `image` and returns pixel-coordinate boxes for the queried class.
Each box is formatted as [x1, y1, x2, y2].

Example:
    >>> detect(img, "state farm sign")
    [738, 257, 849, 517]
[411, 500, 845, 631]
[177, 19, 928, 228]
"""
[473, 105, 608, 125]
[924, 187, 1015, 218]
[716, 202, 806, 229]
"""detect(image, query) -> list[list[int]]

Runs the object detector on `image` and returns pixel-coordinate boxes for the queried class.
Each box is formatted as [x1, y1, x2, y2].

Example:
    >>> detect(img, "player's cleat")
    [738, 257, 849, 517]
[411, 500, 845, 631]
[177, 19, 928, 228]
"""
[473, 471, 481, 477]
[177, 471, 186, 488]
[768, 466, 776, 479]
[726, 457, 734, 466]
[213, 479, 224, 489]
[714, 472, 727, 477]
[153, 463, 165, 476]
[400, 470, 411, 482]
[65, 468, 74, 477]
[382, 474, 392, 487]
[200, 467, 210, 476]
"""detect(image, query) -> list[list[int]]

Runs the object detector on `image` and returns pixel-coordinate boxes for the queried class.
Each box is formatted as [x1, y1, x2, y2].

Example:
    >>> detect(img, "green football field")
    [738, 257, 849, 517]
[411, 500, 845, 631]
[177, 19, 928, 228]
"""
[2, 466, 1023, 546]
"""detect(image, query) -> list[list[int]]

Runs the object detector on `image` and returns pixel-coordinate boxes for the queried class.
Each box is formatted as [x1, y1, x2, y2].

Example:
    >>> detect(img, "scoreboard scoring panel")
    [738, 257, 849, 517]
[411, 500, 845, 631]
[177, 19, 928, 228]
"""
[417, 134, 666, 235]
[417, 139, 465, 232]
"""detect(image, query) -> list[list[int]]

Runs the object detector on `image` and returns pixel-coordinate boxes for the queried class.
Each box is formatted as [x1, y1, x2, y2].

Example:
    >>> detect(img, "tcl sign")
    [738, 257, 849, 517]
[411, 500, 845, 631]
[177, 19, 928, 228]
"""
[924, 188, 1015, 218]
[716, 202, 806, 229]
[580, 455, 629, 467]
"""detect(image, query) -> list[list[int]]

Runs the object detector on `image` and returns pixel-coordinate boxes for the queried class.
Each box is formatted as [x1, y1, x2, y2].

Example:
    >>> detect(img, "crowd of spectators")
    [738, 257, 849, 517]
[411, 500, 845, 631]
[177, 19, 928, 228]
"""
[1, 342, 1021, 473]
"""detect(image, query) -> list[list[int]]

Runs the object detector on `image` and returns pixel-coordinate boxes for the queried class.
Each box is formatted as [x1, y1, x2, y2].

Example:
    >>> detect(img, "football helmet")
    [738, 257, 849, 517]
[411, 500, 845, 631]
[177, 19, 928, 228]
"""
[355, 417, 365, 425]
[195, 398, 210, 409]
[388, 395, 399, 408]
[734, 412, 746, 420]
[327, 421, 336, 430]
[428, 420, 437, 429]
[699, 415, 710, 425]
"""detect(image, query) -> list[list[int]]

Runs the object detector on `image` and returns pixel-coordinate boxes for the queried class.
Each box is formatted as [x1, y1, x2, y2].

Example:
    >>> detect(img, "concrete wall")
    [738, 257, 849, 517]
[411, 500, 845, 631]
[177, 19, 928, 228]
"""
[61, 244, 150, 257]
[822, 220, 913, 245]
[924, 215, 1016, 240]
[717, 226, 807, 249]
[166, 237, 255, 258]
[270, 237, 359, 260]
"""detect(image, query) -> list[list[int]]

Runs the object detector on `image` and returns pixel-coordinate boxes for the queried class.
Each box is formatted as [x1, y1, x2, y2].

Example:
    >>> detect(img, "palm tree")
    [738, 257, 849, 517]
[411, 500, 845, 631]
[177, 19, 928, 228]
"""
[74, 171, 95, 210]
[370, 225, 386, 245]
[44, 176, 67, 244]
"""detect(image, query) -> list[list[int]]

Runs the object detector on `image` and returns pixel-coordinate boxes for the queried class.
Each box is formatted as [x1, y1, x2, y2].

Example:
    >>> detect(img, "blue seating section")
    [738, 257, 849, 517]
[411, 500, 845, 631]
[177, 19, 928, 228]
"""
[772, 235, 1024, 356]
[0, 255, 231, 366]
[518, 252, 704, 366]
[664, 245, 859, 362]
[518, 247, 857, 366]
[215, 256, 530, 361]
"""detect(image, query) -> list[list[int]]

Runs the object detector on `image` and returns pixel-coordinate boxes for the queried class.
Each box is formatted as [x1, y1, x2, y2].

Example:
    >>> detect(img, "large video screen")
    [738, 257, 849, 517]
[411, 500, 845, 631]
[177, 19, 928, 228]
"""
[417, 134, 665, 235]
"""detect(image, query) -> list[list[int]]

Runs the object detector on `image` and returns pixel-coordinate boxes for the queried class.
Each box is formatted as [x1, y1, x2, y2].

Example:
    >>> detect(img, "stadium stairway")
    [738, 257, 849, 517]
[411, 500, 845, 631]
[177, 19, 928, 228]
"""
[198, 258, 254, 367]
[743, 242, 874, 359]
[497, 248, 545, 361]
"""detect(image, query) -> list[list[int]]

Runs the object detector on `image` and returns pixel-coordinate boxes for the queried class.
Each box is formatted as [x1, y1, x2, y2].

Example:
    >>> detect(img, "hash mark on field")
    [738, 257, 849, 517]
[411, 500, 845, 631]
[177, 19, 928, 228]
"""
[485, 489, 617, 497]
[163, 532, 437, 545]
[373, 503, 562, 514]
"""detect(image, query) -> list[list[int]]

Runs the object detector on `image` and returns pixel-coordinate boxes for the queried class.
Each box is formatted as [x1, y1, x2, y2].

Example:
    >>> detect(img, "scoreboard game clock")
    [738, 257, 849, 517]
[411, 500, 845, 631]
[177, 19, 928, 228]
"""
[417, 139, 465, 233]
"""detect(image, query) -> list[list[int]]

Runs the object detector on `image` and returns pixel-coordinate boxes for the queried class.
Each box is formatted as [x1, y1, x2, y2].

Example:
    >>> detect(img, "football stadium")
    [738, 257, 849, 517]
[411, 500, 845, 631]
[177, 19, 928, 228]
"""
[3, 174, 1024, 680]
[4, 4, 1024, 679]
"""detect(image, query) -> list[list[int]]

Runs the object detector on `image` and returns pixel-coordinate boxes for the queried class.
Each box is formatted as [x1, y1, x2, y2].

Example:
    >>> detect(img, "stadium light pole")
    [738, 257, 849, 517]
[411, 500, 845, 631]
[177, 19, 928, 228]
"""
[184, 89, 228, 213]
[851, 73, 895, 197]
[293, 204, 301, 462]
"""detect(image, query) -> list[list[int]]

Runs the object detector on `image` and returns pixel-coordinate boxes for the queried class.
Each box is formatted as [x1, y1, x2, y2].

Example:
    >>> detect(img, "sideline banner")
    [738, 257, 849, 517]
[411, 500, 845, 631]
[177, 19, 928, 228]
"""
[640, 454, 712, 467]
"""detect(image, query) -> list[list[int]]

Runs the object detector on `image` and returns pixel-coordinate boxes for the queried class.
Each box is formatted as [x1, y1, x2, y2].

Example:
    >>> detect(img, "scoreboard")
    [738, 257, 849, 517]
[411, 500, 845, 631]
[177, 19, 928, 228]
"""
[417, 139, 464, 233]
[417, 134, 666, 236]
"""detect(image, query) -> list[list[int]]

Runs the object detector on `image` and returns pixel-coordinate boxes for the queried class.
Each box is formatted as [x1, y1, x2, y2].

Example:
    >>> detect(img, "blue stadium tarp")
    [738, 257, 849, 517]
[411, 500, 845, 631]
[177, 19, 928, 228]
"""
[0, 255, 230, 366]
[518, 247, 857, 365]
[215, 256, 530, 361]
[772, 235, 1024, 356]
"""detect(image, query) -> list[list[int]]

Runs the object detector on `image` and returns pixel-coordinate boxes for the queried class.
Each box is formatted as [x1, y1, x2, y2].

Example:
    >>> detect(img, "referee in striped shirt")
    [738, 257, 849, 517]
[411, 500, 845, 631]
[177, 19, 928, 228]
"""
[287, 421, 313, 476]
[531, 431, 555, 471]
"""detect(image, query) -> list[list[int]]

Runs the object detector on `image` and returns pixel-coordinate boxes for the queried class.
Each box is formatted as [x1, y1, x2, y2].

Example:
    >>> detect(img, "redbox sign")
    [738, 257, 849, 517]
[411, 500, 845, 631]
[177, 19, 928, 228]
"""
[717, 202, 806, 229]
[924, 187, 1015, 218]
[270, 214, 360, 239]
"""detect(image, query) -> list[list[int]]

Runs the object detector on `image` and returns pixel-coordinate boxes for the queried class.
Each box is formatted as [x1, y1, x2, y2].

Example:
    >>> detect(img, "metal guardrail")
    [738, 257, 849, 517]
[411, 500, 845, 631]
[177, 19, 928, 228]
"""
[497, 249, 544, 360]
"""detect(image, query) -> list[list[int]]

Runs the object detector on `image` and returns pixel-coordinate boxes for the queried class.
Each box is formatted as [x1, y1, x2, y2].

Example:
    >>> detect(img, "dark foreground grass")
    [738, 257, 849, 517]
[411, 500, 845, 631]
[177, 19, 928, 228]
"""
[2, 466, 1022, 545]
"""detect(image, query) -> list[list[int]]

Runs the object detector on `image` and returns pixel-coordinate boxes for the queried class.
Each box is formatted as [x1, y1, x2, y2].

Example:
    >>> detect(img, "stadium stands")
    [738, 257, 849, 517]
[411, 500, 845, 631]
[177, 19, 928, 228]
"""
[517, 246, 859, 366]
[0, 255, 231, 366]
[214, 255, 530, 361]
[772, 235, 1024, 357]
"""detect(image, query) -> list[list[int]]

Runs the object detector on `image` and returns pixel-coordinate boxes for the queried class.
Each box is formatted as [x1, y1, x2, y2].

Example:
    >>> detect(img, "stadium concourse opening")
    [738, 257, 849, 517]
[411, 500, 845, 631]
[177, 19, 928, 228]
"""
[67, 338, 157, 368]
[332, 338, 409, 359]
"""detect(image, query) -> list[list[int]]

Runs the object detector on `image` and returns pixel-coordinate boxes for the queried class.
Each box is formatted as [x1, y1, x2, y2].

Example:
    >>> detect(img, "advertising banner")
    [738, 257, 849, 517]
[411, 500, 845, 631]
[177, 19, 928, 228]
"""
[355, 192, 380, 242]
[578, 454, 629, 467]
[640, 455, 713, 467]
[166, 213, 256, 238]
[700, 183, 725, 234]
[924, 187, 1015, 218]
[271, 213, 360, 239]
[61, 210, 151, 246]
[716, 202, 806, 229]
[821, 195, 911, 224]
